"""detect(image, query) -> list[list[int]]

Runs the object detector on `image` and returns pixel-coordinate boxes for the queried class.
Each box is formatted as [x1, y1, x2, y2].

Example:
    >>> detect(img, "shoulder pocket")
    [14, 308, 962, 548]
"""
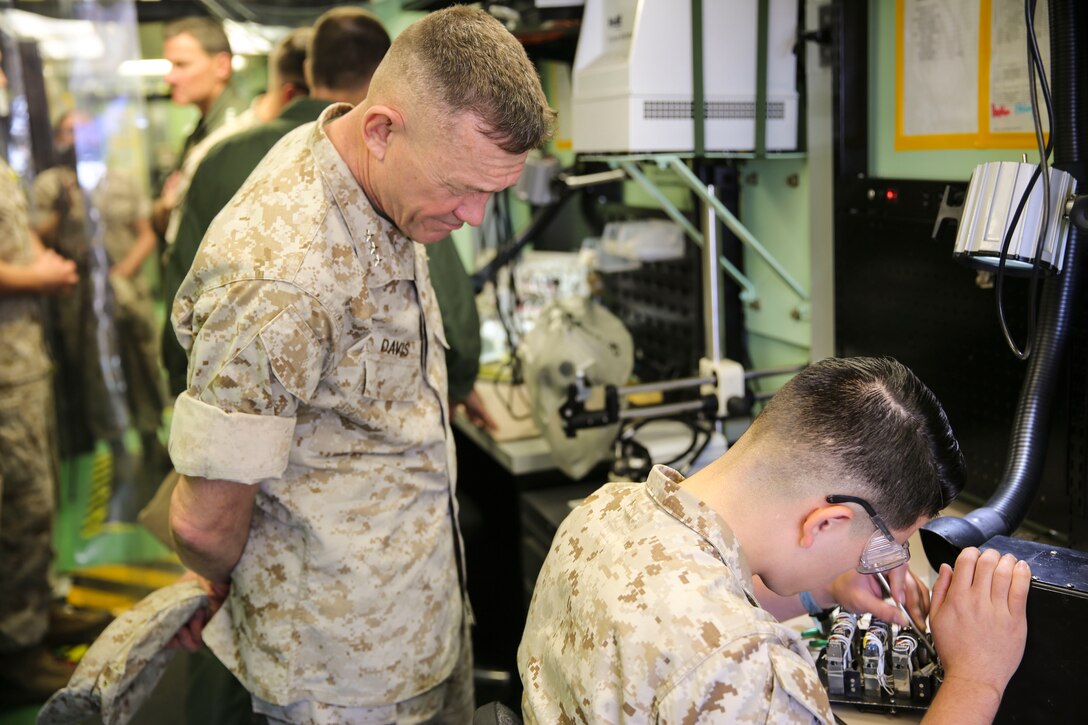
[258, 306, 323, 405]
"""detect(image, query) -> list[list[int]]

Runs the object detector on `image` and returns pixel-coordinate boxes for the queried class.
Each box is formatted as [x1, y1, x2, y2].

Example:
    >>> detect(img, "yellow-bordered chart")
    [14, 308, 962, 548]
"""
[896, 0, 1050, 151]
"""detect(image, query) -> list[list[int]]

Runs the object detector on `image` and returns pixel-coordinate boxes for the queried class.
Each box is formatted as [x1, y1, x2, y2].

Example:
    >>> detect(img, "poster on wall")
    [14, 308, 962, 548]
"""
[899, 0, 979, 140]
[988, 0, 1050, 135]
[896, 0, 1050, 150]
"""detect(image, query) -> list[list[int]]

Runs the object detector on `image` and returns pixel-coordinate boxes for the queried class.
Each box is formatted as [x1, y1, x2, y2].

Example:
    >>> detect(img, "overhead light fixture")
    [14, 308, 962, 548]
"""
[118, 58, 171, 77]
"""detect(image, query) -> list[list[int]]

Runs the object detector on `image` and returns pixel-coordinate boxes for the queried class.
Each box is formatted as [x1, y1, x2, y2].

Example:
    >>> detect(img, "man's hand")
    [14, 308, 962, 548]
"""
[152, 171, 183, 236]
[29, 249, 78, 294]
[826, 564, 930, 628]
[452, 389, 497, 431]
[159, 171, 182, 209]
[168, 572, 230, 653]
[930, 547, 1030, 696]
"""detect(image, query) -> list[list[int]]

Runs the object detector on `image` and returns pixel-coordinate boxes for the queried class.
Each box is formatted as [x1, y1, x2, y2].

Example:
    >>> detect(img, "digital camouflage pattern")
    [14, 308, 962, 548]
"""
[38, 579, 209, 725]
[519, 465, 834, 724]
[94, 171, 168, 435]
[92, 170, 153, 271]
[0, 159, 55, 652]
[252, 622, 474, 725]
[0, 159, 51, 387]
[170, 104, 466, 711]
[0, 377, 56, 652]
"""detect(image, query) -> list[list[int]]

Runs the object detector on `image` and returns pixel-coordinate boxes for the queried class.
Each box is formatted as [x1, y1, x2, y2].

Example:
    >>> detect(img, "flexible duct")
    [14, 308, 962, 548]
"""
[1047, 0, 1087, 186]
[921, 223, 1083, 568]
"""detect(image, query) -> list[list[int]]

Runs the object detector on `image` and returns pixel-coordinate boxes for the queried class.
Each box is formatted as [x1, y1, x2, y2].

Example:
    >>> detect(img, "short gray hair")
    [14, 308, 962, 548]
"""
[380, 5, 555, 153]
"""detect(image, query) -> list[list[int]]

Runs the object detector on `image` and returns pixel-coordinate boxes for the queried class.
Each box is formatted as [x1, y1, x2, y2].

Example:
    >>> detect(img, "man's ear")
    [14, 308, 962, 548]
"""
[362, 105, 403, 162]
[799, 503, 855, 549]
[213, 52, 232, 84]
[281, 83, 305, 104]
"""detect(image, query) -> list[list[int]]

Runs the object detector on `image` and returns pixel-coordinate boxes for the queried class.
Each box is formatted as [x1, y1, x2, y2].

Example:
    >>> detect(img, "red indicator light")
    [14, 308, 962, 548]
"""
[885, 188, 898, 202]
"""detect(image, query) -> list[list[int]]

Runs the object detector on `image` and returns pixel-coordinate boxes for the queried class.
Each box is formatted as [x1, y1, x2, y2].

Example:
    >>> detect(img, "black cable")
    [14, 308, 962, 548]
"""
[495, 260, 523, 382]
[490, 367, 532, 421]
[620, 415, 716, 471]
[471, 191, 574, 294]
[679, 424, 715, 474]
[994, 0, 1056, 360]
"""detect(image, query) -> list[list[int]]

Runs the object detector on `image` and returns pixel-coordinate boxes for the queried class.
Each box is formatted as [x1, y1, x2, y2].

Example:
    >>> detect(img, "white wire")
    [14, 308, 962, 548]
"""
[829, 611, 857, 668]
[864, 623, 895, 695]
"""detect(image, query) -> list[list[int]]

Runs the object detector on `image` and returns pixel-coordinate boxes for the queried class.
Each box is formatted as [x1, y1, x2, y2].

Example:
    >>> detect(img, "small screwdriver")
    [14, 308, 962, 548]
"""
[874, 571, 939, 661]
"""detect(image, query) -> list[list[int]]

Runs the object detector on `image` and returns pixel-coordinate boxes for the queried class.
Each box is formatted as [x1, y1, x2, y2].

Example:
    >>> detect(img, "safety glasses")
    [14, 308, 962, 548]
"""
[825, 494, 910, 574]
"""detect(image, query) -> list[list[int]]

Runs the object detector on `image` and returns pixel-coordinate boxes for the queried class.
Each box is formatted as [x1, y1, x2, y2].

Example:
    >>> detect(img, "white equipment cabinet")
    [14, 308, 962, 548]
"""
[572, 0, 799, 153]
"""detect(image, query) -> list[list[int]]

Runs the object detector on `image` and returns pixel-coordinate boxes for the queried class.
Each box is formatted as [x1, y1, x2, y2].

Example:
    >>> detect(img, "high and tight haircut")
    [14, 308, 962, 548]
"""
[164, 16, 232, 57]
[272, 27, 311, 95]
[752, 356, 965, 530]
[383, 5, 555, 154]
[308, 7, 390, 92]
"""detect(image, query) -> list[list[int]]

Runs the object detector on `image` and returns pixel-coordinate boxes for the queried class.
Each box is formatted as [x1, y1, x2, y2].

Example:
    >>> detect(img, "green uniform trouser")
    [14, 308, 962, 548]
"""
[0, 377, 55, 651]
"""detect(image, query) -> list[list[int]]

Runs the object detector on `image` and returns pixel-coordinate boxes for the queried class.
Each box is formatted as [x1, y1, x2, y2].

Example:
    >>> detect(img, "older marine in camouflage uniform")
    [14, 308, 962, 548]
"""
[0, 159, 58, 658]
[519, 465, 835, 724]
[170, 104, 471, 722]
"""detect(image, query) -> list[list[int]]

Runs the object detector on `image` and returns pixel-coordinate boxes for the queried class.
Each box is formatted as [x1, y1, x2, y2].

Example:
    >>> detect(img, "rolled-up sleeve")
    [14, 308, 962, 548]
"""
[169, 393, 296, 483]
[169, 279, 328, 484]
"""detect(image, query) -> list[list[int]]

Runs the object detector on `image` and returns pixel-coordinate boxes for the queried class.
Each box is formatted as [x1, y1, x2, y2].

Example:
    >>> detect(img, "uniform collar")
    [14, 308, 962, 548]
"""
[645, 464, 758, 604]
[178, 83, 246, 166]
[202, 82, 245, 131]
[308, 103, 415, 285]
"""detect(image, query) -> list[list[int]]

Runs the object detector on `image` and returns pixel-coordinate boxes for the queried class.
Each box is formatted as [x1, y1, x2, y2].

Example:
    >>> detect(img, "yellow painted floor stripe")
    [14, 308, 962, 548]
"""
[74, 562, 184, 590]
[67, 587, 146, 615]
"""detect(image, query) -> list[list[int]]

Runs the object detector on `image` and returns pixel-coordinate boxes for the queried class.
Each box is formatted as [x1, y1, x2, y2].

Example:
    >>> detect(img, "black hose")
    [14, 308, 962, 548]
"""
[986, 224, 1081, 524]
[922, 222, 1084, 570]
[1048, 0, 1087, 185]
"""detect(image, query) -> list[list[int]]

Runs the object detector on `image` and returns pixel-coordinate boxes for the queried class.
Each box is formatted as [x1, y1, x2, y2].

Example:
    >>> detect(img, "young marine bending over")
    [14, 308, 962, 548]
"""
[520, 356, 1030, 724]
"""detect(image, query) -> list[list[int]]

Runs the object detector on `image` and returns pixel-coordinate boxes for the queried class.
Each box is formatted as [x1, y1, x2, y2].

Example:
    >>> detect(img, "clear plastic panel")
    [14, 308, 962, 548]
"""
[3, 0, 168, 573]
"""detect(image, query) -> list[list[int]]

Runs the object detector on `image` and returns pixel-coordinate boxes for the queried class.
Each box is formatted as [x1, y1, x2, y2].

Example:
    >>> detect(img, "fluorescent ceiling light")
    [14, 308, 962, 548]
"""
[118, 58, 171, 77]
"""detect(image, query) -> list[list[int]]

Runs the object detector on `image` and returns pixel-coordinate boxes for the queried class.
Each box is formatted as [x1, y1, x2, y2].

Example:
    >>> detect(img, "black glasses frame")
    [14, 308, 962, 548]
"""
[825, 493, 896, 541]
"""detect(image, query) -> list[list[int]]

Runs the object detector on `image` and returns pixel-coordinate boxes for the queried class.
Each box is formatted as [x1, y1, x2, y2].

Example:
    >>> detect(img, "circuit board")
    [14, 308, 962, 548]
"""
[815, 610, 941, 714]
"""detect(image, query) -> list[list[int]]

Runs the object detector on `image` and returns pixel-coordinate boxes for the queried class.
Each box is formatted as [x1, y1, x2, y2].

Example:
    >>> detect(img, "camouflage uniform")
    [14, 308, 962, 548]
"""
[518, 465, 834, 724]
[95, 171, 168, 435]
[0, 159, 57, 652]
[170, 104, 470, 721]
[31, 167, 166, 443]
